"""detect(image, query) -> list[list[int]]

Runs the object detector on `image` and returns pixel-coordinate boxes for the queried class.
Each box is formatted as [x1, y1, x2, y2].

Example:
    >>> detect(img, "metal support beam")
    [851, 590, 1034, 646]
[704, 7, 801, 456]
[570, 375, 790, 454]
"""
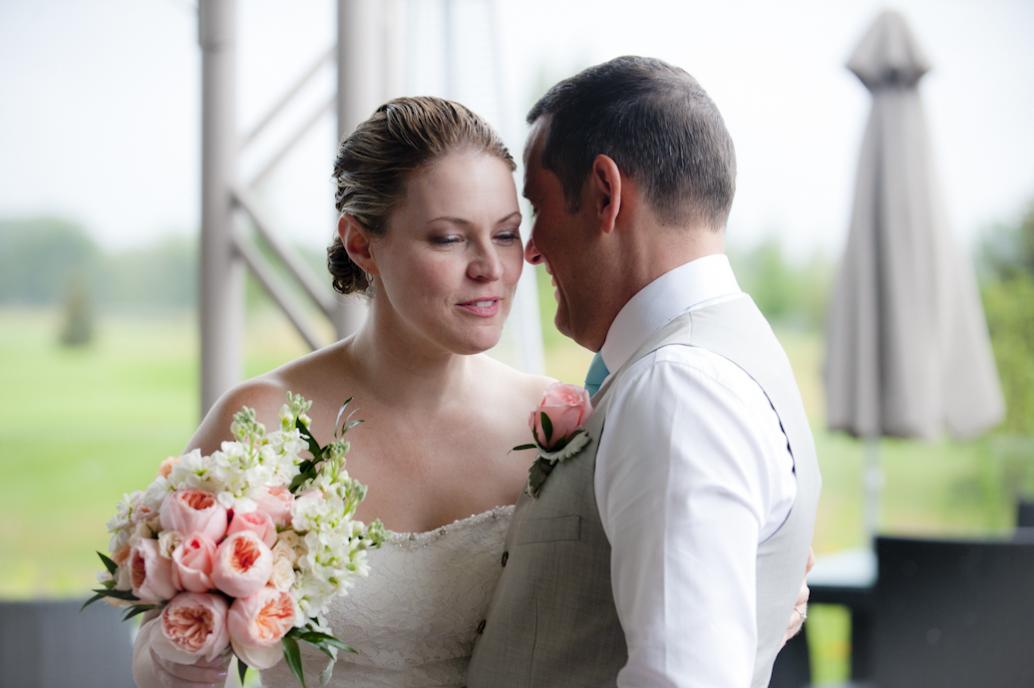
[241, 46, 334, 149]
[232, 231, 325, 351]
[246, 95, 336, 190]
[233, 186, 336, 318]
[333, 0, 378, 339]
[199, 0, 243, 416]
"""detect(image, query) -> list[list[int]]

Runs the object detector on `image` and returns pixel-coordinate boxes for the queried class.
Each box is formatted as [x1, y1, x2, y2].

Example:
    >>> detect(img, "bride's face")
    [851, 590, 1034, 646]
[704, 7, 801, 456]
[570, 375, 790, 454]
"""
[369, 150, 523, 355]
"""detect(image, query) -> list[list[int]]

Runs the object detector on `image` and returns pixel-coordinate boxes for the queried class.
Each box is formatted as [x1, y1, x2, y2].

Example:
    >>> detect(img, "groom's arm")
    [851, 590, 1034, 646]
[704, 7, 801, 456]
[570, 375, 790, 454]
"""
[595, 350, 794, 687]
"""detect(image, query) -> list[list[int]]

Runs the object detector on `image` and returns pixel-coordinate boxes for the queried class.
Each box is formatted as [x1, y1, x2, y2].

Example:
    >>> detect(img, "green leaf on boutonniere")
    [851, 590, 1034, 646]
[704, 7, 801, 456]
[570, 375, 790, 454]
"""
[526, 457, 557, 498]
[540, 412, 554, 444]
[512, 443, 537, 452]
[537, 429, 592, 463]
[237, 656, 249, 685]
[282, 634, 306, 687]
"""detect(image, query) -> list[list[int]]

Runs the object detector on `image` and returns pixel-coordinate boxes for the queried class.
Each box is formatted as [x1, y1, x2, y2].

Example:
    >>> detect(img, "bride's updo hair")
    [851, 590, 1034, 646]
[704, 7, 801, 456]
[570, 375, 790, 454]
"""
[328, 96, 516, 295]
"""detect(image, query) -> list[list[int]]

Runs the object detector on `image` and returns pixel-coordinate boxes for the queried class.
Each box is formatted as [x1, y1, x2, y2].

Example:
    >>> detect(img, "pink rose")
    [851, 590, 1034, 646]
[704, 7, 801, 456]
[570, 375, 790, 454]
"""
[129, 538, 178, 604]
[157, 456, 178, 479]
[254, 485, 294, 528]
[227, 586, 297, 669]
[172, 534, 217, 593]
[227, 509, 277, 548]
[529, 382, 593, 449]
[211, 530, 274, 598]
[152, 592, 230, 664]
[160, 489, 228, 543]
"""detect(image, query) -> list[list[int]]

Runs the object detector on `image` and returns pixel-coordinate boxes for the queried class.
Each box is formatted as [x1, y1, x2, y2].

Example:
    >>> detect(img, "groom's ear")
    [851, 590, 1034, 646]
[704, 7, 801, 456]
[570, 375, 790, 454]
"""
[338, 214, 379, 275]
[589, 154, 622, 235]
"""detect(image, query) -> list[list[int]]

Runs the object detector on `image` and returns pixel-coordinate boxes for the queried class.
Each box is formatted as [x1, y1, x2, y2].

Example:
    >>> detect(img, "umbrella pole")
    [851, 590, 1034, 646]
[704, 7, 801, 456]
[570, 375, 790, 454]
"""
[864, 437, 882, 543]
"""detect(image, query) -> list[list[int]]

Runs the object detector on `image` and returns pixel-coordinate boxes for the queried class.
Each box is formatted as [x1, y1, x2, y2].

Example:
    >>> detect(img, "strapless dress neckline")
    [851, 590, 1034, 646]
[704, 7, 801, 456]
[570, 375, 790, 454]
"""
[260, 504, 515, 688]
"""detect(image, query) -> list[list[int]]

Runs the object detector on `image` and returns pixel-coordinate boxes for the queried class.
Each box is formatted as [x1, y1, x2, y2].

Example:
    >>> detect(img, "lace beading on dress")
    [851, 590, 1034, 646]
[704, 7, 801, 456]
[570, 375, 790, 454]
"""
[260, 504, 513, 688]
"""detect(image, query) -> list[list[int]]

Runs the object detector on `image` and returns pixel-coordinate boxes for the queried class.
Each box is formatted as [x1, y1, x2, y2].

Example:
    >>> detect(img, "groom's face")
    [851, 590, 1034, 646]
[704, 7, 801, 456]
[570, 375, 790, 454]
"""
[522, 120, 600, 347]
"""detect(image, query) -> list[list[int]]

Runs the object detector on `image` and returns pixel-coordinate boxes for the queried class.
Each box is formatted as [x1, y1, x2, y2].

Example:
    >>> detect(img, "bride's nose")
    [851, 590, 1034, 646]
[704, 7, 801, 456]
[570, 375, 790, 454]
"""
[467, 244, 503, 282]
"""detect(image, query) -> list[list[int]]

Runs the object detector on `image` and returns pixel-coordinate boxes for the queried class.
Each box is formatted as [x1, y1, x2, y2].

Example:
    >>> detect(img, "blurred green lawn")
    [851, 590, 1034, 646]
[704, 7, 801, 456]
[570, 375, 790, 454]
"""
[0, 306, 1020, 683]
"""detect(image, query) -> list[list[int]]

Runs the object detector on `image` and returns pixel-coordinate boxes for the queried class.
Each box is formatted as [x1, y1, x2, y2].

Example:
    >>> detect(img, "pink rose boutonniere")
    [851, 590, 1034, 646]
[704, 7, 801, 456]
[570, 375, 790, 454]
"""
[514, 383, 594, 498]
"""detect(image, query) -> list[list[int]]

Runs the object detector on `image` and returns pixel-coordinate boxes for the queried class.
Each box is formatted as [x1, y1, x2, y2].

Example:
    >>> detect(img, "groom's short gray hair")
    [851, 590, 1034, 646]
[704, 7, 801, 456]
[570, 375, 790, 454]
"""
[527, 55, 736, 231]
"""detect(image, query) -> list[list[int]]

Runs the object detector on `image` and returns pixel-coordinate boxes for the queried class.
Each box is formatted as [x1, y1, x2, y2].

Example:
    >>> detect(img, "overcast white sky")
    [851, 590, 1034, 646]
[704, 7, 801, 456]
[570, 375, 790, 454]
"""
[2, 0, 1032, 260]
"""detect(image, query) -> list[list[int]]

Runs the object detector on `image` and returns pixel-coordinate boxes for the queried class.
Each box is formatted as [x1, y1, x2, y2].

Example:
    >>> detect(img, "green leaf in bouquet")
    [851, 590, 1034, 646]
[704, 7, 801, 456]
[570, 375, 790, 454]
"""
[81, 586, 141, 612]
[334, 397, 353, 437]
[96, 551, 118, 576]
[282, 634, 306, 687]
[80, 591, 107, 611]
[237, 656, 249, 685]
[296, 417, 323, 461]
[121, 604, 159, 622]
[297, 630, 348, 651]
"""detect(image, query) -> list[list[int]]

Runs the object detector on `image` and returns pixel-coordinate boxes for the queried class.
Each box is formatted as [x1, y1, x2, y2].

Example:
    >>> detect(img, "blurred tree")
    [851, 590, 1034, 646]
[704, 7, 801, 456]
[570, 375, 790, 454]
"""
[101, 234, 197, 311]
[978, 202, 1034, 281]
[58, 271, 95, 347]
[979, 202, 1034, 436]
[0, 217, 100, 304]
[730, 236, 832, 331]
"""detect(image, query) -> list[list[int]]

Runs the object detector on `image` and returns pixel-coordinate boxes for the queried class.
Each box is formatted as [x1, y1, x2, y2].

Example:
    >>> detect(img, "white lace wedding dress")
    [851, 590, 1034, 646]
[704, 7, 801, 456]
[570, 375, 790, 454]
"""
[259, 504, 514, 688]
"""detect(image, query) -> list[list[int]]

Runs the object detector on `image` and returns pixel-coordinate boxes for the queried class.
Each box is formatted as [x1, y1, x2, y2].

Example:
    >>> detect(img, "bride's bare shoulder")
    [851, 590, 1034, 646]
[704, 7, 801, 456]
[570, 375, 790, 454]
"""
[472, 355, 556, 410]
[185, 376, 291, 454]
[186, 342, 351, 454]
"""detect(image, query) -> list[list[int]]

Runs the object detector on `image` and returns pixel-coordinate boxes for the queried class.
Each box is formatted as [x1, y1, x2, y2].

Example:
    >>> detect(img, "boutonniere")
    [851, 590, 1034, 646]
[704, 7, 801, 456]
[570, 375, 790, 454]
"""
[513, 383, 593, 498]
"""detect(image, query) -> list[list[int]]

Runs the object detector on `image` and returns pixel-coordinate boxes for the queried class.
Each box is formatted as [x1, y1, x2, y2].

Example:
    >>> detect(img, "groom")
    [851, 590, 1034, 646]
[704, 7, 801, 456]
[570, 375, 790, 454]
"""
[467, 56, 820, 687]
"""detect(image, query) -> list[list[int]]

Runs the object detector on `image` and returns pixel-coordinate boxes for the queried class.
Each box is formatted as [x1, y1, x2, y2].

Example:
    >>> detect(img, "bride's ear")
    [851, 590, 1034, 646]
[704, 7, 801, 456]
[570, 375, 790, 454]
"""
[338, 214, 379, 276]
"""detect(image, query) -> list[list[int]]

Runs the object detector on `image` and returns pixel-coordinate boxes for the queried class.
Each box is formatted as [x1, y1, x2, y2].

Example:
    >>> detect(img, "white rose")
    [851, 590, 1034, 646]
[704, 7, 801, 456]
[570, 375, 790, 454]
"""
[270, 556, 296, 591]
[158, 530, 183, 559]
[272, 532, 303, 565]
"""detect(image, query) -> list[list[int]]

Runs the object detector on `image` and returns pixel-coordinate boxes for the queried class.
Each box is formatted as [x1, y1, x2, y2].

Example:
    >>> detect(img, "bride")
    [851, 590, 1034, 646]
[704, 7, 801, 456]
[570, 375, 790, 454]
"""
[133, 96, 552, 688]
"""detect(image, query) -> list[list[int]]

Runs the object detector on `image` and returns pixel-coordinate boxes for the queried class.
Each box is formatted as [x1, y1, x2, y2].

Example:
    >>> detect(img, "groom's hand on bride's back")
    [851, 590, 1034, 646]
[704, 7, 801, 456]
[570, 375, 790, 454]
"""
[133, 615, 230, 688]
[782, 546, 815, 646]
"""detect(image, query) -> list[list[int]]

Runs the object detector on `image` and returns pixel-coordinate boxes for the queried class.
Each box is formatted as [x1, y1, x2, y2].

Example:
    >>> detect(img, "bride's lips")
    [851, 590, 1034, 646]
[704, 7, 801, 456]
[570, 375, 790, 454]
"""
[457, 297, 501, 317]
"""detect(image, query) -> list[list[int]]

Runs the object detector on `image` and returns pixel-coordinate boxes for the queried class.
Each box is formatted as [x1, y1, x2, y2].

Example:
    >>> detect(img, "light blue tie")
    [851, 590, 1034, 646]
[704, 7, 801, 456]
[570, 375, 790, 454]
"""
[584, 352, 610, 397]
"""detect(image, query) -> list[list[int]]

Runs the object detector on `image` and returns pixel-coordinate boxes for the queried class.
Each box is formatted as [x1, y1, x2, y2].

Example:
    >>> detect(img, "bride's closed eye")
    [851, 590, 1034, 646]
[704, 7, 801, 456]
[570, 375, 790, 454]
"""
[430, 234, 464, 246]
[494, 230, 520, 245]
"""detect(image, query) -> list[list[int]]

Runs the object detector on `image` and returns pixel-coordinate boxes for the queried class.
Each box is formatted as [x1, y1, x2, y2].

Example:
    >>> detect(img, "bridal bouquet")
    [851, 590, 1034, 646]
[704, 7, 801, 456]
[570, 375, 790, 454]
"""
[85, 393, 384, 686]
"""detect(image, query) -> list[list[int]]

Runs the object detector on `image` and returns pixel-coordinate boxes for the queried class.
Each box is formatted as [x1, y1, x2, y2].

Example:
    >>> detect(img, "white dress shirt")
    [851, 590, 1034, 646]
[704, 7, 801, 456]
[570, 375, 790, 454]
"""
[593, 254, 797, 687]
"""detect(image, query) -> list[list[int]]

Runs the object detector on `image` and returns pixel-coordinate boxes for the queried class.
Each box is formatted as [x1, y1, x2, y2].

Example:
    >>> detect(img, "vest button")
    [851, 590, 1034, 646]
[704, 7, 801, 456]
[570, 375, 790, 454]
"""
[476, 619, 486, 634]
[501, 550, 509, 567]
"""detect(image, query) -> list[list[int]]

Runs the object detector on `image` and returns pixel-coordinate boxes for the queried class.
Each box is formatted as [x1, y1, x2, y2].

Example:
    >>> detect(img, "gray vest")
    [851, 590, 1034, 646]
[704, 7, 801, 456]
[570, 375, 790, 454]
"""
[467, 295, 821, 687]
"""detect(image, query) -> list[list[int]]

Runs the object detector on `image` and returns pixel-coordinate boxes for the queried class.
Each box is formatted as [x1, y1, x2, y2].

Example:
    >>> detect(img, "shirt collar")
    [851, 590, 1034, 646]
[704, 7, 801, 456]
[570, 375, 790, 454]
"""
[599, 254, 742, 373]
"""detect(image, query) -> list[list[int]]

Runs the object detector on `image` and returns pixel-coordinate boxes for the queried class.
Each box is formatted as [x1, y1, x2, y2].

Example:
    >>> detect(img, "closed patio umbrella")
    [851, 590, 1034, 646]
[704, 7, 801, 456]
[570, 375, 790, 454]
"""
[824, 9, 1004, 537]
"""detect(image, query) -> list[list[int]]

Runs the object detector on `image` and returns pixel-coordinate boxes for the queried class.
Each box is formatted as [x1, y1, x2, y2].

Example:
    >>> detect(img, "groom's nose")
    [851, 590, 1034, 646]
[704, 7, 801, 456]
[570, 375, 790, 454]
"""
[524, 236, 544, 265]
